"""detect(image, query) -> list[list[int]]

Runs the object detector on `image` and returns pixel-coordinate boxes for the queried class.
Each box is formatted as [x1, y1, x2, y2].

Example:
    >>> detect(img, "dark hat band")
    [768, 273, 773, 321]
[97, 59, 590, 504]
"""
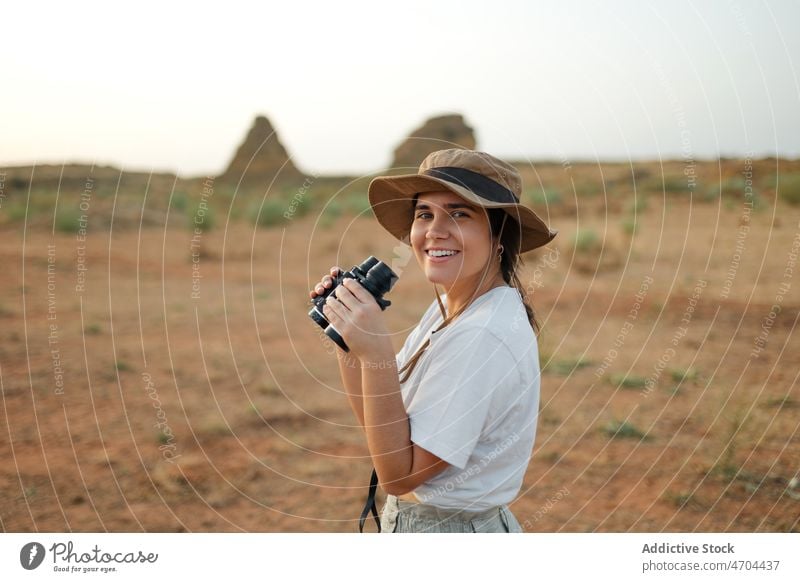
[422, 166, 519, 204]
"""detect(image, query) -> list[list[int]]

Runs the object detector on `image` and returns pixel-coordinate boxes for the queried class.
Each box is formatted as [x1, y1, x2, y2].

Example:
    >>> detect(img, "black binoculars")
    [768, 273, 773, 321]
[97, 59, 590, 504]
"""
[308, 256, 399, 351]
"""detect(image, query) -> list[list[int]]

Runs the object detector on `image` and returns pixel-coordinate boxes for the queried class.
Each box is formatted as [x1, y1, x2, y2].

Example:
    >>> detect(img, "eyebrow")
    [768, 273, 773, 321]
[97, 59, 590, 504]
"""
[413, 202, 477, 211]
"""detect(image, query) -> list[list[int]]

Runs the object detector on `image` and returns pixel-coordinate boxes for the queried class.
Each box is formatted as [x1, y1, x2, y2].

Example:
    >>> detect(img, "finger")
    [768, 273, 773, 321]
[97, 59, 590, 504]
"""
[330, 266, 342, 276]
[342, 278, 373, 303]
[323, 296, 348, 321]
[330, 286, 356, 310]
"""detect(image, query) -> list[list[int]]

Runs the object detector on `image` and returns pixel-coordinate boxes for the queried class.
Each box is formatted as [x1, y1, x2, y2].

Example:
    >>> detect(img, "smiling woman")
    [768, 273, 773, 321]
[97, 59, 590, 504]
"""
[311, 149, 558, 533]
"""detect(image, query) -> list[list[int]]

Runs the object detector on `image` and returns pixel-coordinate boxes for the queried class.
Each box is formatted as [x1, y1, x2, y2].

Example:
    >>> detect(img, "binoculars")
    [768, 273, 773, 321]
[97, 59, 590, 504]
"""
[308, 256, 399, 352]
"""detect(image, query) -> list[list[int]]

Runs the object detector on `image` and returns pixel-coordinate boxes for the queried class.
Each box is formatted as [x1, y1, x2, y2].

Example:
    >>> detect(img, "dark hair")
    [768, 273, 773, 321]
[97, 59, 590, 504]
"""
[397, 198, 540, 383]
[488, 207, 541, 334]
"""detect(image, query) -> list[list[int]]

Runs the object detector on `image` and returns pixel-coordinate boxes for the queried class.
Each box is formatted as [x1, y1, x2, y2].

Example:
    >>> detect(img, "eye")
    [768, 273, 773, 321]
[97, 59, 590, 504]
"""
[451, 210, 470, 218]
[414, 211, 433, 220]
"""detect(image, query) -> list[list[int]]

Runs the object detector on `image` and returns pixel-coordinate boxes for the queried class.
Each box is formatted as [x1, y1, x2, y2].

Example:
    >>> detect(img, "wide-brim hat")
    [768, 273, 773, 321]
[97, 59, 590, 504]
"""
[368, 149, 558, 253]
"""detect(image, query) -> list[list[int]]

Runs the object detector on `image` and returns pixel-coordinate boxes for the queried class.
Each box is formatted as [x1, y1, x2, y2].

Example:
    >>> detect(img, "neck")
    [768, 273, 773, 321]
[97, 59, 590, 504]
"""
[443, 270, 507, 316]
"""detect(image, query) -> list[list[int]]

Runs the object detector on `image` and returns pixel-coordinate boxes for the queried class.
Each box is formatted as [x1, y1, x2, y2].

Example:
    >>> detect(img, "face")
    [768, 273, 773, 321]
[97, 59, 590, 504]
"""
[410, 191, 500, 292]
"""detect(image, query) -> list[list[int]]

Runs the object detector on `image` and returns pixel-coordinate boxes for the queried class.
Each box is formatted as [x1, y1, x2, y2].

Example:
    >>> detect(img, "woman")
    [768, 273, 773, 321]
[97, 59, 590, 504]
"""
[310, 149, 558, 532]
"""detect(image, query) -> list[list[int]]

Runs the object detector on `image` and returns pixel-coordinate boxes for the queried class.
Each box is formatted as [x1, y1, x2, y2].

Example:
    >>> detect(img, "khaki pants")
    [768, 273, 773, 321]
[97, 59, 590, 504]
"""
[379, 494, 523, 533]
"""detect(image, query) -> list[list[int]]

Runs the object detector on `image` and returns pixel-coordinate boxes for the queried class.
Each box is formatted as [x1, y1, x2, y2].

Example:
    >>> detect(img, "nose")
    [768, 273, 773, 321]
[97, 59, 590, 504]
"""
[425, 213, 452, 240]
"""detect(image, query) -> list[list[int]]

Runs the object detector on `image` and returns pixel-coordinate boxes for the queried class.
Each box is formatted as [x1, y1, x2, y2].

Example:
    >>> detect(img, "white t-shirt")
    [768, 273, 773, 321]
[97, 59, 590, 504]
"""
[396, 285, 541, 511]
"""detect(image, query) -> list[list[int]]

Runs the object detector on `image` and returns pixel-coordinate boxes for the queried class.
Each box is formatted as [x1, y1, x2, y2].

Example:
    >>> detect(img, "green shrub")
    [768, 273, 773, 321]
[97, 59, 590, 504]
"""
[576, 182, 602, 197]
[664, 490, 702, 509]
[669, 367, 698, 383]
[762, 396, 798, 409]
[661, 177, 686, 192]
[625, 194, 649, 213]
[345, 192, 372, 216]
[188, 203, 214, 231]
[84, 323, 102, 335]
[620, 216, 637, 236]
[720, 176, 746, 195]
[55, 207, 83, 233]
[527, 188, 563, 206]
[609, 373, 647, 389]
[171, 190, 188, 211]
[319, 201, 343, 228]
[643, 176, 685, 193]
[544, 357, 592, 375]
[601, 419, 650, 440]
[250, 200, 285, 227]
[777, 174, 800, 206]
[6, 202, 29, 222]
[572, 229, 601, 253]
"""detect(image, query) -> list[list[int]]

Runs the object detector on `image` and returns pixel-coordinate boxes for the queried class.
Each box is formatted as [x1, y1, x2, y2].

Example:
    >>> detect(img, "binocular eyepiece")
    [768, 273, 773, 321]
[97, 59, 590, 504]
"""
[308, 256, 399, 352]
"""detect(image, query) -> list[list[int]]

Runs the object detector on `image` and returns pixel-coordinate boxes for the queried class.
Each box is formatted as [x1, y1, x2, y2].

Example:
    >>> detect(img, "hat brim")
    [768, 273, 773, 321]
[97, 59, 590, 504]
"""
[368, 173, 558, 253]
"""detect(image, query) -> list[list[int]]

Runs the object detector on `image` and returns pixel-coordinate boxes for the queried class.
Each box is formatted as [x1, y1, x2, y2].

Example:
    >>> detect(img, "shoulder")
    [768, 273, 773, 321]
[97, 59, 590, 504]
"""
[450, 287, 537, 358]
[430, 321, 518, 370]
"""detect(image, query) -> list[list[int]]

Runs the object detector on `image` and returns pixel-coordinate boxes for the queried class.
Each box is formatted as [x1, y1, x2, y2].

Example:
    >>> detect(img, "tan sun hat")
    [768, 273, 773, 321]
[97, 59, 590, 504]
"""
[368, 149, 558, 253]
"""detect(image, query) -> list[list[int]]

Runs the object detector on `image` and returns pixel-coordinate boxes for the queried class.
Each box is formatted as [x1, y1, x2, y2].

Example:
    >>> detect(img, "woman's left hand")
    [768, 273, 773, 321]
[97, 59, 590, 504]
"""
[322, 278, 393, 361]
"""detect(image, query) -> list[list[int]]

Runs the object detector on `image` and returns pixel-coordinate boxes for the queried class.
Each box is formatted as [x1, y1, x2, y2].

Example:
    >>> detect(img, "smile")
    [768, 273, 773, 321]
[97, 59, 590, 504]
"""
[425, 249, 460, 261]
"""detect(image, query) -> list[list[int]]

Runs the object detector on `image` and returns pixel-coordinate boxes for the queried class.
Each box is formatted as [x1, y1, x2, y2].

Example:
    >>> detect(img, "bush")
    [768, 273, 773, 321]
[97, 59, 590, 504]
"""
[601, 419, 650, 440]
[345, 192, 372, 216]
[171, 190, 188, 211]
[643, 176, 685, 193]
[6, 202, 29, 223]
[572, 229, 601, 254]
[526, 188, 563, 206]
[576, 182, 602, 197]
[283, 192, 312, 219]
[777, 174, 800, 206]
[55, 207, 83, 233]
[620, 216, 637, 236]
[625, 195, 649, 213]
[608, 373, 647, 389]
[84, 323, 102, 335]
[661, 177, 686, 193]
[669, 367, 698, 384]
[543, 356, 592, 375]
[570, 228, 622, 274]
[250, 200, 286, 227]
[188, 203, 214, 232]
[319, 201, 343, 228]
[720, 176, 746, 195]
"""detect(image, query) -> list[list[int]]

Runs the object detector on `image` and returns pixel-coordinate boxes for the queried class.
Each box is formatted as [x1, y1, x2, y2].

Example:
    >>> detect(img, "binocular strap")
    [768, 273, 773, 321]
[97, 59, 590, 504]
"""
[358, 467, 381, 533]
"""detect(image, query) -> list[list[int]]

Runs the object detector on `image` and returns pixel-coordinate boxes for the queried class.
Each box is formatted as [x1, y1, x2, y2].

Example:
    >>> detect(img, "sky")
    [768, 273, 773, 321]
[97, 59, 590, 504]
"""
[3, 0, 800, 177]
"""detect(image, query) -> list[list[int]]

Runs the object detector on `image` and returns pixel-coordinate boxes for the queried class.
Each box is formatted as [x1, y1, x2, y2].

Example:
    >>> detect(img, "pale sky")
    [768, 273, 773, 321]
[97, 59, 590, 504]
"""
[3, 0, 799, 176]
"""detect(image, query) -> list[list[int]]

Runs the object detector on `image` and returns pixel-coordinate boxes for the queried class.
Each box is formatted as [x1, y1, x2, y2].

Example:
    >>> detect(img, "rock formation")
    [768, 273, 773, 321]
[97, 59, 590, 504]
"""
[219, 115, 302, 186]
[390, 114, 476, 170]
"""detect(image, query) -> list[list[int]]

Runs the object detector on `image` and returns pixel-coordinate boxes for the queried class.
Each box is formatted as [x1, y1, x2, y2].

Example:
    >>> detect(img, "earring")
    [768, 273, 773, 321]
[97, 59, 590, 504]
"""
[497, 245, 504, 260]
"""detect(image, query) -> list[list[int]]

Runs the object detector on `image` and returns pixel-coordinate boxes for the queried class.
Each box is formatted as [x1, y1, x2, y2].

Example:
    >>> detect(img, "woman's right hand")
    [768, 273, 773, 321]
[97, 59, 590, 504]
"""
[309, 266, 342, 299]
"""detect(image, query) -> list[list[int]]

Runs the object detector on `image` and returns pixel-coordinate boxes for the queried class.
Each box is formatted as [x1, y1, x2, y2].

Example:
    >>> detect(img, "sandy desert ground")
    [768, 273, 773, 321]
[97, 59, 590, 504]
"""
[1, 158, 798, 532]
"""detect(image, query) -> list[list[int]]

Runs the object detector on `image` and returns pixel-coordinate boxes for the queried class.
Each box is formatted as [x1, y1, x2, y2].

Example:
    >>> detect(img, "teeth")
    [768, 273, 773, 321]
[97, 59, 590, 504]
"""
[428, 250, 458, 257]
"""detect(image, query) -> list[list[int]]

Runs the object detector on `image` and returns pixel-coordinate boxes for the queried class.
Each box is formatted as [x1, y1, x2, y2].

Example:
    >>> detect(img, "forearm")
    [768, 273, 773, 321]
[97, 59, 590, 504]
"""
[361, 351, 413, 489]
[337, 351, 365, 430]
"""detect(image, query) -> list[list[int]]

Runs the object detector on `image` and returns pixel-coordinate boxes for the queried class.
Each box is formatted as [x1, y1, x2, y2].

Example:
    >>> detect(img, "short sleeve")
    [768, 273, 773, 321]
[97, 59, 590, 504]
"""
[406, 327, 519, 469]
